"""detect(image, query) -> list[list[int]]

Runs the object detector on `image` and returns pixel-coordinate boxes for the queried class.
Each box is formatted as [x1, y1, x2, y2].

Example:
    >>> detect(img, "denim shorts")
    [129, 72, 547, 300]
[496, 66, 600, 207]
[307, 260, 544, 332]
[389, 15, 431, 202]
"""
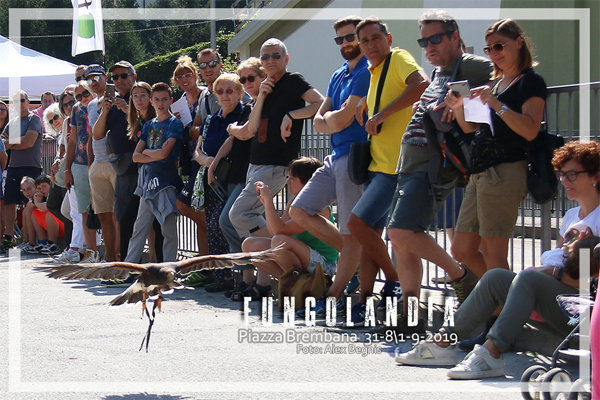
[350, 171, 397, 230]
[307, 247, 337, 277]
[388, 171, 453, 233]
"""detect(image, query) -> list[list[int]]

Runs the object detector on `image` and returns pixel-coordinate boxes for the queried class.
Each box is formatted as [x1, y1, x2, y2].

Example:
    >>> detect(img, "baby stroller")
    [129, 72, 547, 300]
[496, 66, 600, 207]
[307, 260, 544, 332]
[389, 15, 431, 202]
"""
[520, 293, 594, 400]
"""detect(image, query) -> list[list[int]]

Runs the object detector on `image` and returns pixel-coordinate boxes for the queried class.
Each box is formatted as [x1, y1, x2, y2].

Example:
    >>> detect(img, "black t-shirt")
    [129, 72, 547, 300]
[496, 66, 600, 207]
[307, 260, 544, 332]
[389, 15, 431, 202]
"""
[250, 72, 311, 166]
[106, 93, 137, 154]
[471, 69, 547, 173]
[228, 104, 253, 184]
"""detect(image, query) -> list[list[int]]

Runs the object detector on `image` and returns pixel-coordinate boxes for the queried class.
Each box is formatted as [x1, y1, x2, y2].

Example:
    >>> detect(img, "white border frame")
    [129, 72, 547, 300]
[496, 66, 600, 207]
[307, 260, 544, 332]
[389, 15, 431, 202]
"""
[8, 6, 591, 394]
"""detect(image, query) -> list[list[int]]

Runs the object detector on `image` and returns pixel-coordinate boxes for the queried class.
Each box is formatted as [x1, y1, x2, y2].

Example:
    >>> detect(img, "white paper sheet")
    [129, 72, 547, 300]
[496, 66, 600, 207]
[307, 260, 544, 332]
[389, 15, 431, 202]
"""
[463, 96, 494, 134]
[170, 96, 193, 127]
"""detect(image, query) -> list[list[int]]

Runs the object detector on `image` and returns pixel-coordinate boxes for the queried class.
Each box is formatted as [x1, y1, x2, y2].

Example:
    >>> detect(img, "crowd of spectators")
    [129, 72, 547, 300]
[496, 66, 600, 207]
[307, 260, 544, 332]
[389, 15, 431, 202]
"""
[0, 9, 598, 384]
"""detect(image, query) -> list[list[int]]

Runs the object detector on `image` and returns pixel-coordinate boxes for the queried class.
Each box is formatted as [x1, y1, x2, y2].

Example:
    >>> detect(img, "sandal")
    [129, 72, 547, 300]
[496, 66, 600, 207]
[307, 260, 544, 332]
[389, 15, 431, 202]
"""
[231, 282, 272, 301]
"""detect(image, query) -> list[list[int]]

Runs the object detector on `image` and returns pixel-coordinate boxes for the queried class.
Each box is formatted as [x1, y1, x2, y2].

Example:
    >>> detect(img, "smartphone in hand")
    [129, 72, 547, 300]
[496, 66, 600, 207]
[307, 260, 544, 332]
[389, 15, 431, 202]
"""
[105, 84, 116, 99]
[448, 80, 471, 97]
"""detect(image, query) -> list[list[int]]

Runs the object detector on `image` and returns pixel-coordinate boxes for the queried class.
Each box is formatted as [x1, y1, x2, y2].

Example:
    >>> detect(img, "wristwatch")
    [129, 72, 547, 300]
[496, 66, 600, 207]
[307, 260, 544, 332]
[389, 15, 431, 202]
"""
[495, 105, 508, 116]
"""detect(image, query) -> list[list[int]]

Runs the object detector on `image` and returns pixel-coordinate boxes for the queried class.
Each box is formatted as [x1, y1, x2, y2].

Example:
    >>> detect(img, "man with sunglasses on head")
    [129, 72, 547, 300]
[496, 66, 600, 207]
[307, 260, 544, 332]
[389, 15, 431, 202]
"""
[93, 60, 141, 269]
[385, 9, 493, 334]
[84, 64, 119, 262]
[1, 90, 43, 250]
[229, 38, 323, 242]
[288, 16, 384, 318]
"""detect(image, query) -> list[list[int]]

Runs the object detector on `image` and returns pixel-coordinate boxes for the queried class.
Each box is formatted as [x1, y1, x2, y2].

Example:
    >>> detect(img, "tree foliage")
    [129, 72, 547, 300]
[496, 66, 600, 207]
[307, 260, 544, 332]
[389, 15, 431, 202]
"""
[0, 0, 235, 71]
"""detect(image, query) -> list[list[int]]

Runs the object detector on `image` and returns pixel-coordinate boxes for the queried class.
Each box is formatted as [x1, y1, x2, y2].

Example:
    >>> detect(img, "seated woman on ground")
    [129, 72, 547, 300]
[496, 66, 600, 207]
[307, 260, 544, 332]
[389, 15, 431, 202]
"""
[239, 157, 338, 301]
[19, 177, 36, 253]
[395, 140, 600, 380]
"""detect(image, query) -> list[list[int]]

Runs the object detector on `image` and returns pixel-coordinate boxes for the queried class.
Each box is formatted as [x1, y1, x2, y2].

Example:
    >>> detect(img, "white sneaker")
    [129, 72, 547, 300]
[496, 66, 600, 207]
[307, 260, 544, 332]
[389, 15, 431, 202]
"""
[447, 344, 505, 380]
[80, 250, 99, 264]
[53, 249, 81, 263]
[395, 340, 458, 366]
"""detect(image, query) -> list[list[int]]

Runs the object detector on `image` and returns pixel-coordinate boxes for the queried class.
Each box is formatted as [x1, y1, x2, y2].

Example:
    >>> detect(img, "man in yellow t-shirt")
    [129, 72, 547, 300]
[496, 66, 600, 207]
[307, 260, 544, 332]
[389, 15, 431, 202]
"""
[345, 17, 429, 326]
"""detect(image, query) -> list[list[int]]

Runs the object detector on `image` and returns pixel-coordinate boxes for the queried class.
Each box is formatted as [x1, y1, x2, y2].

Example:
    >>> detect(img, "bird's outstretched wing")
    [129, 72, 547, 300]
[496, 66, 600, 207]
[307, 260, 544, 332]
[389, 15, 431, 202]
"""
[37, 262, 147, 281]
[175, 244, 283, 275]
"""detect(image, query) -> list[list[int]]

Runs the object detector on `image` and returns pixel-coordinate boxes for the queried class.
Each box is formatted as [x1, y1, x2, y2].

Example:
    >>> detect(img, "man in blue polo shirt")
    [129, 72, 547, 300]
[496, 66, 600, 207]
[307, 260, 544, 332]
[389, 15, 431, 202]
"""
[289, 16, 370, 316]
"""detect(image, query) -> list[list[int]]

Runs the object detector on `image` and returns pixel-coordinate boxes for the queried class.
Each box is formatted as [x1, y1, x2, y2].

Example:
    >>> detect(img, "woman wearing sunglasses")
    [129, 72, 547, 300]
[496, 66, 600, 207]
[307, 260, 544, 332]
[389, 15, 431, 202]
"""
[192, 73, 249, 293]
[64, 80, 101, 263]
[206, 57, 266, 298]
[443, 19, 546, 325]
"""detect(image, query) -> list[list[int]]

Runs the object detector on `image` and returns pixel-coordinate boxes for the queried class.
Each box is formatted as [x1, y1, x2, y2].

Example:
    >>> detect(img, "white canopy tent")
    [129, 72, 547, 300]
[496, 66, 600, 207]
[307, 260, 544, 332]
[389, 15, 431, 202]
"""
[0, 35, 77, 100]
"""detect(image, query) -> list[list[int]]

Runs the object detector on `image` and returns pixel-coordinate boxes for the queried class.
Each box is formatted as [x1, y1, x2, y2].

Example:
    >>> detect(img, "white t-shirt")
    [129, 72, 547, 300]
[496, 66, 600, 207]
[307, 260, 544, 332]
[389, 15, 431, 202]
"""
[540, 204, 600, 267]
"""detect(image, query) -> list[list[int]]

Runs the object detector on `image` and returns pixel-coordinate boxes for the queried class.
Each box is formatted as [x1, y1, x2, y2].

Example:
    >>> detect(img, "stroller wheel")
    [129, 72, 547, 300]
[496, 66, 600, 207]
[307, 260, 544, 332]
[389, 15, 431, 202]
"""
[542, 367, 572, 400]
[567, 378, 591, 400]
[521, 365, 547, 400]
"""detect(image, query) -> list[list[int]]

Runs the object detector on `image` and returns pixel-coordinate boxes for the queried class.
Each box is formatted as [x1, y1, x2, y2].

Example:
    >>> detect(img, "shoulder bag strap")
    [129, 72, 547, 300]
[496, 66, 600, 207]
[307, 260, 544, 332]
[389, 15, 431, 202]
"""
[372, 51, 393, 135]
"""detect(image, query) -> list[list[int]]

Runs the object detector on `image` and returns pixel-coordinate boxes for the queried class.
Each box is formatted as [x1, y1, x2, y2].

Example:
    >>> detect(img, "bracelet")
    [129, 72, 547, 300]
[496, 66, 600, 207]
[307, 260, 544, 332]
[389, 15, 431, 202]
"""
[553, 266, 565, 280]
[64, 169, 70, 172]
[286, 111, 294, 120]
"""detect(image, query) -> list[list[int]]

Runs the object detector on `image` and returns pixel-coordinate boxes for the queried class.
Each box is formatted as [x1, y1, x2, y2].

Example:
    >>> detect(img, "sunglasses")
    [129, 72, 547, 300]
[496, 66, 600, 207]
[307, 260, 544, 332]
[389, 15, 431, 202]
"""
[175, 72, 194, 81]
[0, 107, 7, 112]
[75, 75, 84, 82]
[75, 90, 91, 101]
[198, 60, 219, 70]
[239, 75, 257, 84]
[483, 39, 515, 55]
[62, 100, 76, 109]
[556, 170, 592, 182]
[86, 75, 102, 85]
[48, 114, 60, 124]
[334, 33, 356, 45]
[111, 72, 132, 81]
[17, 98, 26, 103]
[417, 31, 454, 48]
[260, 53, 282, 61]
[215, 88, 235, 95]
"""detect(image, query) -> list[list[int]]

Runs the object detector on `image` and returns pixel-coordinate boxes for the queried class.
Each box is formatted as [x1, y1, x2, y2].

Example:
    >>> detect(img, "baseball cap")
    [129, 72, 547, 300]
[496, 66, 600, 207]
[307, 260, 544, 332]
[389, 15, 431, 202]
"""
[109, 60, 136, 75]
[83, 64, 106, 78]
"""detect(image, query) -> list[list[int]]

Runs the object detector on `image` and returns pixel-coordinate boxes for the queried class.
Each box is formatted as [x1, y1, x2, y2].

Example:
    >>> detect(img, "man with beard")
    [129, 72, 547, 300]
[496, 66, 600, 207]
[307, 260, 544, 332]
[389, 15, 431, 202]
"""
[288, 16, 372, 317]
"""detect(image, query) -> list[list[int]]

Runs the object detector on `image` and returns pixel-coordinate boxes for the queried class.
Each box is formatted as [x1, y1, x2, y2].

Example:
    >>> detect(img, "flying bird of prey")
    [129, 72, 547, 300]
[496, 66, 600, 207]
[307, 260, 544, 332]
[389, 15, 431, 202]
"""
[38, 245, 282, 351]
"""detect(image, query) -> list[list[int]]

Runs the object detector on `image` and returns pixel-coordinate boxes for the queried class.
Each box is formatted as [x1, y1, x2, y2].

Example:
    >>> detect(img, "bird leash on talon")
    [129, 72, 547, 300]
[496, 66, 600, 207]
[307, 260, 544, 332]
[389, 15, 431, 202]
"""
[36, 244, 283, 351]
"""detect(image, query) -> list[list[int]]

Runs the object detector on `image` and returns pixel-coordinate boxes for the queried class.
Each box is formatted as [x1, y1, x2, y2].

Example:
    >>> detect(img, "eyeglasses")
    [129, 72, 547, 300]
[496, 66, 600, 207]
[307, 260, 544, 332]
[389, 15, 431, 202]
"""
[132, 93, 149, 100]
[483, 39, 515, 55]
[0, 108, 7, 112]
[417, 31, 454, 48]
[239, 75, 257, 84]
[334, 33, 356, 45]
[111, 72, 132, 81]
[198, 60, 219, 70]
[48, 114, 60, 124]
[556, 170, 592, 182]
[176, 72, 194, 81]
[16, 98, 27, 103]
[215, 88, 235, 95]
[75, 75, 84, 82]
[86, 75, 102, 85]
[260, 53, 282, 61]
[62, 100, 76, 109]
[75, 90, 91, 101]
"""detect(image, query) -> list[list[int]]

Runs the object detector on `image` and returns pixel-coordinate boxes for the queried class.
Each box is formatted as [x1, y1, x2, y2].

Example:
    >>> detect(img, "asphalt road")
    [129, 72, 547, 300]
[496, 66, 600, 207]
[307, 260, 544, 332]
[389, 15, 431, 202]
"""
[0, 250, 581, 400]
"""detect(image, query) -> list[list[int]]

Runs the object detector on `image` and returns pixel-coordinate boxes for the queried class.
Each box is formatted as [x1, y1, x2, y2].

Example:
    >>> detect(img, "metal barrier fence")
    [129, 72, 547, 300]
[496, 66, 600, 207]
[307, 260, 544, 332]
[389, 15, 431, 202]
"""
[39, 82, 598, 288]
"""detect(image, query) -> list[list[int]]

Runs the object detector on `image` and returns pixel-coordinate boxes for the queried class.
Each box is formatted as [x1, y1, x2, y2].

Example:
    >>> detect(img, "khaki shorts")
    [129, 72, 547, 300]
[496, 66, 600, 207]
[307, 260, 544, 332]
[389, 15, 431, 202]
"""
[89, 161, 117, 214]
[455, 160, 527, 238]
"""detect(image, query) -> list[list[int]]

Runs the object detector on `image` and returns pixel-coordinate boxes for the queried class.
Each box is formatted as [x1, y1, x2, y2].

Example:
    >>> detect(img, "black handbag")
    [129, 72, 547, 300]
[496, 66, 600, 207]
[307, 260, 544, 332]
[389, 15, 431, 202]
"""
[525, 122, 564, 204]
[86, 204, 102, 230]
[214, 156, 232, 183]
[347, 52, 392, 185]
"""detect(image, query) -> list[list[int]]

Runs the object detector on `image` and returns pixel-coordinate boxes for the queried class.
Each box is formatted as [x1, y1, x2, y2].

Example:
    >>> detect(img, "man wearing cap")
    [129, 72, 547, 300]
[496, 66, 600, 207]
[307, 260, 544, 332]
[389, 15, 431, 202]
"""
[85, 64, 118, 262]
[93, 60, 140, 266]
